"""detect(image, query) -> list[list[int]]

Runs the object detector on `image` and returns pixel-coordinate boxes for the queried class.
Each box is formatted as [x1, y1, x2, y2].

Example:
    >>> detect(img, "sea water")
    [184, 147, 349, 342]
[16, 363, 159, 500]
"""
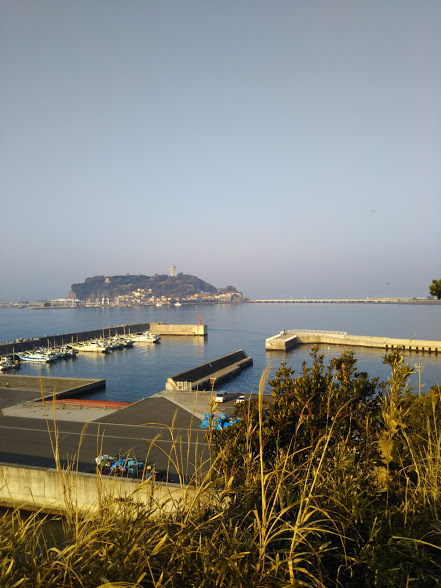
[0, 303, 440, 401]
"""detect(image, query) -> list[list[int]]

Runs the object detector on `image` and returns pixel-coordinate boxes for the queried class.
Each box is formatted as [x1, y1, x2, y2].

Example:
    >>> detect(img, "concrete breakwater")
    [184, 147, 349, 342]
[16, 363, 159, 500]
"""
[0, 322, 206, 356]
[166, 350, 253, 391]
[266, 330, 441, 355]
[0, 374, 105, 401]
[150, 322, 207, 337]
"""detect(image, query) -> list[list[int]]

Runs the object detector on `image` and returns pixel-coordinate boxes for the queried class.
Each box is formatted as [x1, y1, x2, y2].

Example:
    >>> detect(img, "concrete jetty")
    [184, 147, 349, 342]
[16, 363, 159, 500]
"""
[0, 322, 207, 356]
[0, 373, 105, 402]
[166, 350, 253, 391]
[149, 322, 207, 337]
[266, 330, 441, 355]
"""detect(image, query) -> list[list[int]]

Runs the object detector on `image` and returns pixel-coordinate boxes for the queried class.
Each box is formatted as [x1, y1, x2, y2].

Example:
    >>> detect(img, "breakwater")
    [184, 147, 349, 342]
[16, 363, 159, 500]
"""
[0, 374, 105, 400]
[0, 322, 207, 356]
[166, 350, 253, 391]
[266, 330, 441, 355]
[150, 323, 207, 336]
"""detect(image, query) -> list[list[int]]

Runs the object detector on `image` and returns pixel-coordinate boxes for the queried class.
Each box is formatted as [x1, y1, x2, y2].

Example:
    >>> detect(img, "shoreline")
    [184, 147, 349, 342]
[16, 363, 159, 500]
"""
[1, 298, 440, 309]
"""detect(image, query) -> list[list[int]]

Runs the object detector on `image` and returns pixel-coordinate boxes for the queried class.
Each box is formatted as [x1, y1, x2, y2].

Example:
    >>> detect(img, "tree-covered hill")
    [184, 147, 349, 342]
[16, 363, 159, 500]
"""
[68, 273, 239, 302]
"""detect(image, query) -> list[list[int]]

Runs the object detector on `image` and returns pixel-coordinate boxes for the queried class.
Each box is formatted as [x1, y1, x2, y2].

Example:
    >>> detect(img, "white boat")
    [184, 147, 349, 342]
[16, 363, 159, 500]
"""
[56, 345, 78, 358]
[111, 336, 134, 348]
[0, 357, 14, 371]
[16, 350, 58, 363]
[69, 340, 110, 353]
[130, 331, 160, 343]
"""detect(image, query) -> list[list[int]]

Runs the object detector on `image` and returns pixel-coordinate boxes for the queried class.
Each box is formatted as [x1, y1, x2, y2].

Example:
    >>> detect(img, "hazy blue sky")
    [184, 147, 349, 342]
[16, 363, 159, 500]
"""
[1, 1, 440, 300]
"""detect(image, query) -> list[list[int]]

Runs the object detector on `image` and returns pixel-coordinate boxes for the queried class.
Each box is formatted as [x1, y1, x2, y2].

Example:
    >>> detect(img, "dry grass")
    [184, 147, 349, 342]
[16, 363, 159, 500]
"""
[0, 356, 440, 586]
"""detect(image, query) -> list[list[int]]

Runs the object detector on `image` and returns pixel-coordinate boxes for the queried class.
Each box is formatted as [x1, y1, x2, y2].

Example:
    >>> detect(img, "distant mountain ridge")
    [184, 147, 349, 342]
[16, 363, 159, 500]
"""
[68, 273, 241, 303]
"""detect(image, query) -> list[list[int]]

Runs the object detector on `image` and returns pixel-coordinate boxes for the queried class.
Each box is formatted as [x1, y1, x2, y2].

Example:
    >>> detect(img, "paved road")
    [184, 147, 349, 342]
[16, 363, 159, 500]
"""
[0, 387, 208, 480]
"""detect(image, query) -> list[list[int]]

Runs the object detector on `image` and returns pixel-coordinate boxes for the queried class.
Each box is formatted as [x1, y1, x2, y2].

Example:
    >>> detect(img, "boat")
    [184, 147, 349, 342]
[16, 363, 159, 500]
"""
[68, 340, 110, 353]
[130, 331, 160, 343]
[111, 336, 134, 348]
[15, 350, 59, 363]
[56, 345, 78, 358]
[0, 357, 14, 371]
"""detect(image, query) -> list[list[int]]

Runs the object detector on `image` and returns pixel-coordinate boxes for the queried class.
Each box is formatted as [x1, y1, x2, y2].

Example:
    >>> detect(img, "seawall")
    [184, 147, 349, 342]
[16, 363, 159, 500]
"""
[166, 350, 253, 390]
[266, 330, 441, 355]
[0, 322, 207, 356]
[150, 323, 207, 336]
[0, 462, 203, 515]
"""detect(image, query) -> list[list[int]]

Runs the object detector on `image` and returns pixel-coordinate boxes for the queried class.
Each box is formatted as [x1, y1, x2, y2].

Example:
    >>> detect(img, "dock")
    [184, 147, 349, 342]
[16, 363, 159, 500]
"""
[266, 330, 441, 355]
[165, 350, 253, 391]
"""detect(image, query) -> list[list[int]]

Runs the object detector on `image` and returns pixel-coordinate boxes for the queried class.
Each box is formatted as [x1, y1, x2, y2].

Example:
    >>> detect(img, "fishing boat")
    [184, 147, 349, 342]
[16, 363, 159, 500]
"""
[130, 331, 160, 343]
[16, 350, 59, 363]
[55, 345, 78, 358]
[110, 336, 134, 348]
[69, 340, 110, 353]
[0, 356, 14, 371]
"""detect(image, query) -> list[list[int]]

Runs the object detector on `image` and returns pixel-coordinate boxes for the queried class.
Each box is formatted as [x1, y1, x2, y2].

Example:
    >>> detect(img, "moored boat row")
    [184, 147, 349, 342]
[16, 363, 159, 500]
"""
[4, 334, 144, 367]
[67, 335, 136, 354]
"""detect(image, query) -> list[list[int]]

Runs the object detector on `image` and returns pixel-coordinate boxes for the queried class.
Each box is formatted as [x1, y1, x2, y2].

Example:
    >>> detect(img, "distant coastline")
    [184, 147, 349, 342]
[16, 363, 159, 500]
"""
[0, 297, 440, 309]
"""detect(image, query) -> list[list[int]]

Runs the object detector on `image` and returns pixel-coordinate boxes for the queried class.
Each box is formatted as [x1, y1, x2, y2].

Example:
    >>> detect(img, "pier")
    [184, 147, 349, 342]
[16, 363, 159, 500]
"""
[266, 330, 441, 355]
[165, 350, 253, 391]
[0, 373, 106, 401]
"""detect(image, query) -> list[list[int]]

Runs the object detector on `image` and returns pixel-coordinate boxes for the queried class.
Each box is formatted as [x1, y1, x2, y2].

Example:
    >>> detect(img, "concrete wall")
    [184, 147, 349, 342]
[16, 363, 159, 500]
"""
[266, 330, 441, 354]
[149, 323, 207, 336]
[0, 462, 201, 515]
[0, 374, 105, 399]
[166, 350, 252, 390]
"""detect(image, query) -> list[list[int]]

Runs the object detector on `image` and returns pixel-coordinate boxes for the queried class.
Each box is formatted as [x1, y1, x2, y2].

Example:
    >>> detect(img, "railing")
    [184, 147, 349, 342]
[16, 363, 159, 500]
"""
[286, 330, 348, 336]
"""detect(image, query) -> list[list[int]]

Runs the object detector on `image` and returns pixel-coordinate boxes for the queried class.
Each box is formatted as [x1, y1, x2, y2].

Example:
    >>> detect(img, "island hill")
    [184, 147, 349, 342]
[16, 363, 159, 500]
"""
[67, 273, 243, 307]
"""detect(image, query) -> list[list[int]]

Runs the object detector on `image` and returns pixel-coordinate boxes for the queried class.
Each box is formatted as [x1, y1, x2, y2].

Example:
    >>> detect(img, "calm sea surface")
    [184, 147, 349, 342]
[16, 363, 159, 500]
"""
[0, 303, 440, 401]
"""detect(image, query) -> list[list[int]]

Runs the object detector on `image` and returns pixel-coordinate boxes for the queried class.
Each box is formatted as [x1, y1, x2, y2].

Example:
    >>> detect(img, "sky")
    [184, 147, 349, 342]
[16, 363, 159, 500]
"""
[1, 1, 440, 301]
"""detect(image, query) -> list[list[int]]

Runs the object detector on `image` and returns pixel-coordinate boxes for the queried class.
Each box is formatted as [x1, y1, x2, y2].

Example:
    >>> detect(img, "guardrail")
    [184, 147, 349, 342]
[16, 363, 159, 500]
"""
[286, 329, 348, 335]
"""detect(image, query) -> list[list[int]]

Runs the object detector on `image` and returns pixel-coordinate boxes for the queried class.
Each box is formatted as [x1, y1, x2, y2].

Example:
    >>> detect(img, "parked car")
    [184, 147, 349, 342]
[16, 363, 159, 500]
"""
[235, 394, 247, 404]
[215, 391, 228, 403]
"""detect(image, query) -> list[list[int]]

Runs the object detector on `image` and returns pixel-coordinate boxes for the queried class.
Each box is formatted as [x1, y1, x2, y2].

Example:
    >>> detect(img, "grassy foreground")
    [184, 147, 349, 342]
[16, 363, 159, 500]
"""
[1, 348, 441, 587]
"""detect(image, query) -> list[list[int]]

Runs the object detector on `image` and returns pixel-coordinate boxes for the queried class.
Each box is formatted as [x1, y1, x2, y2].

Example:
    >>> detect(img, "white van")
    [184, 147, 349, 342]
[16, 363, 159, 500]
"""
[215, 390, 228, 403]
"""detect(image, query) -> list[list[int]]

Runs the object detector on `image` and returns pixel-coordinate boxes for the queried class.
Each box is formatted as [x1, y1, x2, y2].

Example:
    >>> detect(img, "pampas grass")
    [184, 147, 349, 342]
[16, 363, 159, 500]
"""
[0, 352, 440, 586]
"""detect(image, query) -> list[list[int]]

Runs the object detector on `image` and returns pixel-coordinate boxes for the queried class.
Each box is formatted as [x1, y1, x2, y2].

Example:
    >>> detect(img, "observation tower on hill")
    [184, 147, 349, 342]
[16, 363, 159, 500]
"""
[170, 264, 176, 277]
